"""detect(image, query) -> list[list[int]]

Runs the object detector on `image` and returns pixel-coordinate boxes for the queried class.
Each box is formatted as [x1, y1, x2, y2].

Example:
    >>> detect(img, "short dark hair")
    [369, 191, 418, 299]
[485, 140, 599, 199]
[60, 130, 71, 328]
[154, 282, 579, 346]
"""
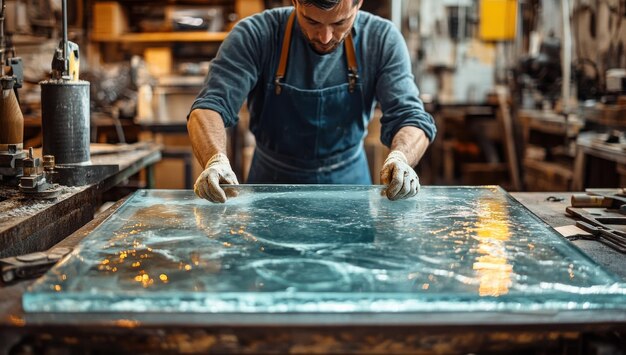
[296, 0, 360, 10]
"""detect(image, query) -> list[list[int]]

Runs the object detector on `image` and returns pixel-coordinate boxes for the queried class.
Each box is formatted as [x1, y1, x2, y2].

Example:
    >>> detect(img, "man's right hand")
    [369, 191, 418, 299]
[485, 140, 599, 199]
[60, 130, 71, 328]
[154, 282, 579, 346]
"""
[194, 153, 239, 203]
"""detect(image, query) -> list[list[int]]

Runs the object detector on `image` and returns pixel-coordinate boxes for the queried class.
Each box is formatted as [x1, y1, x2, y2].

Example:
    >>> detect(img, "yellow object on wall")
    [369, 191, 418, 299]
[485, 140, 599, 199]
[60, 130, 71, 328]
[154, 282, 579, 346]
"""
[92, 2, 128, 37]
[479, 0, 517, 41]
[235, 0, 265, 20]
[144, 47, 172, 77]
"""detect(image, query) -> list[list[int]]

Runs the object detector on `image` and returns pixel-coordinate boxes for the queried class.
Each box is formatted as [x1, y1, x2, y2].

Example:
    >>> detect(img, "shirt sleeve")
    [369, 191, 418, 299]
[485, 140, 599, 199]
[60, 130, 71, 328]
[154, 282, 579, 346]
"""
[188, 15, 269, 127]
[374, 24, 437, 147]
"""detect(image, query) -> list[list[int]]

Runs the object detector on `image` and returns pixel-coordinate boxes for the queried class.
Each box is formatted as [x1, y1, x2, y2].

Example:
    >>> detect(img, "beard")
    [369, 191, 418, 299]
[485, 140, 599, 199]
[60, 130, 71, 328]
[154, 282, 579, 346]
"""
[310, 39, 341, 54]
[305, 31, 349, 55]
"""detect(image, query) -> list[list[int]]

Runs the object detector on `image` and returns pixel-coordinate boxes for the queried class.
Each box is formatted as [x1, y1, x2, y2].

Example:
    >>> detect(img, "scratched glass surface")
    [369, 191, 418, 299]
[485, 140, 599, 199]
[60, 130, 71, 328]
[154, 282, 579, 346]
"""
[24, 186, 626, 313]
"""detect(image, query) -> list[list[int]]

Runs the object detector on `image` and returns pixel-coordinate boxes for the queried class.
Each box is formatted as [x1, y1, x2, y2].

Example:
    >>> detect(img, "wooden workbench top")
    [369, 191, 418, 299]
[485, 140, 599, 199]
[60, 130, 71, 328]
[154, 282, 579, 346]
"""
[0, 143, 162, 258]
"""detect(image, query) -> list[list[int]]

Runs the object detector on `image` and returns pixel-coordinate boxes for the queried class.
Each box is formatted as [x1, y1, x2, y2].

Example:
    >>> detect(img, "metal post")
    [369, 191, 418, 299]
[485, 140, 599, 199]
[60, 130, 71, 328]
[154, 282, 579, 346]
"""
[62, 0, 68, 76]
[561, 0, 572, 114]
[0, 0, 5, 76]
[391, 0, 402, 30]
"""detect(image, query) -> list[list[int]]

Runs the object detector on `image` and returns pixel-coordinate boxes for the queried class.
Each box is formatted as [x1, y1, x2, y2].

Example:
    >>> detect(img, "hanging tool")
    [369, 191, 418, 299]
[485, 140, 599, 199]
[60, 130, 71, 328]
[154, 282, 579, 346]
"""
[50, 0, 79, 82]
[51, 37, 80, 81]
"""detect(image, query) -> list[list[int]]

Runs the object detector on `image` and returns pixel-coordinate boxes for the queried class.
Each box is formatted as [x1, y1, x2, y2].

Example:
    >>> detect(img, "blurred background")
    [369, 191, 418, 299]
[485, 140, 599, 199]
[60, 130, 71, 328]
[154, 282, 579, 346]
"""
[5, 0, 626, 192]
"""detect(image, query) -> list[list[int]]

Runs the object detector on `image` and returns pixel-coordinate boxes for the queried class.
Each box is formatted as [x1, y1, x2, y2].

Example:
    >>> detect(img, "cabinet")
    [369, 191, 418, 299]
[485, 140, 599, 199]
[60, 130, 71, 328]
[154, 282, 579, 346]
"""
[519, 109, 583, 191]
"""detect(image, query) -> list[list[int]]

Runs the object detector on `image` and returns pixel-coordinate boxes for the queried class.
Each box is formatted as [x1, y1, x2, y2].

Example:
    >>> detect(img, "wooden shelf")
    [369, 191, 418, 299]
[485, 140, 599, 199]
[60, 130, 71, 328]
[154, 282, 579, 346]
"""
[91, 31, 229, 43]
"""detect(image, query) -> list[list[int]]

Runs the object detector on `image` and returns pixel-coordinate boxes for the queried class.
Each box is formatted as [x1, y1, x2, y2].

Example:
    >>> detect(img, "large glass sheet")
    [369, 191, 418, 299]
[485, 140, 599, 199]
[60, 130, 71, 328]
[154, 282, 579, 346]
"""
[24, 186, 626, 314]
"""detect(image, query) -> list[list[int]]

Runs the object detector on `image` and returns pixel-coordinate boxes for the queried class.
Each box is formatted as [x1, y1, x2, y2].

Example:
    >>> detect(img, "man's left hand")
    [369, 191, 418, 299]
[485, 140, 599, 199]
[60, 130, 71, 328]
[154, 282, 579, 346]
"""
[380, 150, 420, 200]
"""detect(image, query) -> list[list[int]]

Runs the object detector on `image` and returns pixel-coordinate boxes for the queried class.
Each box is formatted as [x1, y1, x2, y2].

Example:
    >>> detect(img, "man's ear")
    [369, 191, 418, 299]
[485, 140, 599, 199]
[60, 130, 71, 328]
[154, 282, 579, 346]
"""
[357, 0, 363, 10]
[292, 0, 297, 7]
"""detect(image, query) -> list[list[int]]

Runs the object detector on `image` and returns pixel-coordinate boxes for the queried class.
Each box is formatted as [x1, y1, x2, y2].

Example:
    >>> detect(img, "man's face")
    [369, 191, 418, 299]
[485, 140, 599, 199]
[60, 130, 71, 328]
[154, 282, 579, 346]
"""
[293, 0, 362, 55]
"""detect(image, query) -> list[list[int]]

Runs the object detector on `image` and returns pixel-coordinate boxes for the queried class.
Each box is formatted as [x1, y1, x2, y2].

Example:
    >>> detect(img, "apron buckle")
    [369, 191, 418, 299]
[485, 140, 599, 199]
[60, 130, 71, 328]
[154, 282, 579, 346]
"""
[274, 77, 283, 95]
[348, 70, 358, 93]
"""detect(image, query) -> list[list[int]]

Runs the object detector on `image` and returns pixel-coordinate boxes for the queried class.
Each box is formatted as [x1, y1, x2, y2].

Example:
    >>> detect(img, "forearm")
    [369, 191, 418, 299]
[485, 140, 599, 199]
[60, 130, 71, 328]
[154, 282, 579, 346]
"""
[187, 109, 228, 168]
[389, 126, 430, 167]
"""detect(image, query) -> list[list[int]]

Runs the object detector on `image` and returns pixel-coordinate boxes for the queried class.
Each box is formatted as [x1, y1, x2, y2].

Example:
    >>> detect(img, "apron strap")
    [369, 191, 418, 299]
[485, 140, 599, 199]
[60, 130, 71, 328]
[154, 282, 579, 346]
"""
[274, 9, 359, 95]
[345, 33, 358, 93]
[275, 11, 296, 95]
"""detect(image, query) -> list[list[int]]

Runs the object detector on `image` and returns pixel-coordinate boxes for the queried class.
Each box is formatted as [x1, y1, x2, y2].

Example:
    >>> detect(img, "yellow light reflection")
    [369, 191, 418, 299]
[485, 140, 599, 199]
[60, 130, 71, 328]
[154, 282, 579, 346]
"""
[473, 199, 513, 297]
[131, 273, 154, 288]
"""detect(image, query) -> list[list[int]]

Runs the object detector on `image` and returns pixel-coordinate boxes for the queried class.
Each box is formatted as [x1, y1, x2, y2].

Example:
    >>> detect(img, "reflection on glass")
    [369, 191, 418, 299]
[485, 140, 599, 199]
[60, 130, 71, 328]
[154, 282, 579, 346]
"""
[24, 186, 626, 314]
[472, 199, 512, 297]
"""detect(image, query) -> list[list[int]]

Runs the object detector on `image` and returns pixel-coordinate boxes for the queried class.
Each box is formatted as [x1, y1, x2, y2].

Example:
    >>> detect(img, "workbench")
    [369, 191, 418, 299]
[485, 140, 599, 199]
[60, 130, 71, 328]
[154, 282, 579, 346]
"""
[1, 188, 625, 354]
[572, 132, 626, 190]
[0, 143, 162, 258]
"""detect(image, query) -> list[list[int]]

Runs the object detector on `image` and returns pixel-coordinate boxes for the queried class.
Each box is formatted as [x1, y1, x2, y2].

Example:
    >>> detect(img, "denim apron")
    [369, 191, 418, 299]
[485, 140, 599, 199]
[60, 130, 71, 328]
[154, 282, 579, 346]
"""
[247, 10, 371, 184]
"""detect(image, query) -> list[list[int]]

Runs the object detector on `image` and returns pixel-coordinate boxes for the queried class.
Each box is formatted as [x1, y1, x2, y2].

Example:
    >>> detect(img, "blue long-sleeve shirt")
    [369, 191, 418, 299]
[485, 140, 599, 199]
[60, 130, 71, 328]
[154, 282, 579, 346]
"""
[190, 7, 436, 147]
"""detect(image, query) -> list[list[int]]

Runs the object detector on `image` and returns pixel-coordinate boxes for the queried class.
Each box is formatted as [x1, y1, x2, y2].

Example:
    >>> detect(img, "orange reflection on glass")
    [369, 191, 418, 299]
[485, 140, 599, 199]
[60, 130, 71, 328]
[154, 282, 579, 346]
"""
[132, 273, 153, 288]
[473, 199, 513, 297]
[191, 252, 201, 266]
[8, 314, 25, 327]
[114, 319, 141, 328]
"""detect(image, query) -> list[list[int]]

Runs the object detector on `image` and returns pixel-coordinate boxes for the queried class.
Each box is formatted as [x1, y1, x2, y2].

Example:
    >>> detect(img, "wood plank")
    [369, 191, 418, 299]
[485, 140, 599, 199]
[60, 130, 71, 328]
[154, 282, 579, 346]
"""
[91, 31, 229, 43]
[496, 87, 522, 191]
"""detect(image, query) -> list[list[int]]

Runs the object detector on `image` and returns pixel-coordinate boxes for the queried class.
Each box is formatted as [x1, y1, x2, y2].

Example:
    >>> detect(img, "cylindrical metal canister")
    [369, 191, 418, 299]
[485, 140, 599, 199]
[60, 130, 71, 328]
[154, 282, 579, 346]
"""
[0, 78, 24, 152]
[41, 80, 90, 165]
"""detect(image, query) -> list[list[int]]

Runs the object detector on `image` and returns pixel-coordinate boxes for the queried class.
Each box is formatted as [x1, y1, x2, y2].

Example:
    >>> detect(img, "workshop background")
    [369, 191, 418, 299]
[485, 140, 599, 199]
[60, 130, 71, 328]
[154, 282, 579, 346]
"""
[3, 0, 625, 193]
[2, 1, 626, 354]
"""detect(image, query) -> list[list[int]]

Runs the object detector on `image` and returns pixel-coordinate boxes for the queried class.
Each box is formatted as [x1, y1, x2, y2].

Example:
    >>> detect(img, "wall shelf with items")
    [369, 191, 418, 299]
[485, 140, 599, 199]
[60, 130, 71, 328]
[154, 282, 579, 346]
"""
[87, 0, 268, 189]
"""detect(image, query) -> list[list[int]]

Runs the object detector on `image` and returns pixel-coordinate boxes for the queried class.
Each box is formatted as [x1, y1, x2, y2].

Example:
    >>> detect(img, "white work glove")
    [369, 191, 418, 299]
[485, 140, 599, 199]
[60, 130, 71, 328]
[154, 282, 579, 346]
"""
[380, 150, 420, 201]
[194, 153, 239, 203]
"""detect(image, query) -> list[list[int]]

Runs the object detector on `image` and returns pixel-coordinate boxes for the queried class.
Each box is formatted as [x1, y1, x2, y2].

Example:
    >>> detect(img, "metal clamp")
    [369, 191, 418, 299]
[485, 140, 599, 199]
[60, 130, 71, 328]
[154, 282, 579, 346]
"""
[274, 77, 283, 95]
[348, 70, 358, 93]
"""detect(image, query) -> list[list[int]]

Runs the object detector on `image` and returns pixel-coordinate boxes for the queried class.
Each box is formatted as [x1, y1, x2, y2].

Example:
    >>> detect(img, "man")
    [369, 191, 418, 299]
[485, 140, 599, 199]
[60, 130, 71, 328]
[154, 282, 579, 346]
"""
[188, 0, 436, 203]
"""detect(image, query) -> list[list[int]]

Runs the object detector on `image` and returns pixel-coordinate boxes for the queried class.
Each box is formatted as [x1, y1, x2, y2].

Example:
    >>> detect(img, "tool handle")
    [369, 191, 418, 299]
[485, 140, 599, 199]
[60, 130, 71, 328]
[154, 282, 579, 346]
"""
[571, 194, 606, 207]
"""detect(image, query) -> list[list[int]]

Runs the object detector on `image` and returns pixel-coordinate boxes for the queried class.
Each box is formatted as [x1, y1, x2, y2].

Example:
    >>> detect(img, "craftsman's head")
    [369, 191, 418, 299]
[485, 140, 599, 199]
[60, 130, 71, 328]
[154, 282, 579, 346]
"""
[293, 0, 362, 55]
